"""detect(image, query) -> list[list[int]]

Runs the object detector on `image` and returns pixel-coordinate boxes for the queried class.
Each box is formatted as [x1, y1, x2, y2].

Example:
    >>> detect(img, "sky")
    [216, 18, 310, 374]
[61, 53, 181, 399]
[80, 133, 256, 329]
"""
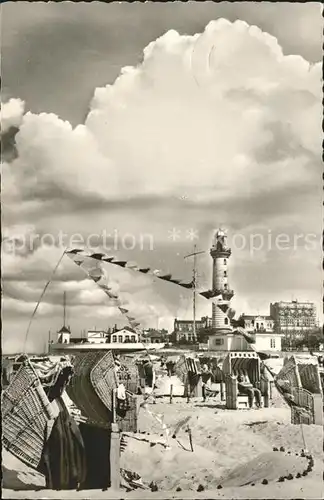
[1, 2, 322, 353]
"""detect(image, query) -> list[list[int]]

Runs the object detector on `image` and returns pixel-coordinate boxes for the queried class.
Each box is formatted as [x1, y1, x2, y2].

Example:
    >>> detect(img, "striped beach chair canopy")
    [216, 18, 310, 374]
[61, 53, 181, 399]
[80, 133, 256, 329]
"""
[283, 355, 322, 395]
[185, 357, 201, 375]
[222, 351, 260, 385]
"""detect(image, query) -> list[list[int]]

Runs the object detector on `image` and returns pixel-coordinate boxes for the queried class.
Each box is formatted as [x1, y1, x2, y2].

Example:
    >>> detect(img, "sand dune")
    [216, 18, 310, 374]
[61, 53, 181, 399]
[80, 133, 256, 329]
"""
[3, 387, 323, 499]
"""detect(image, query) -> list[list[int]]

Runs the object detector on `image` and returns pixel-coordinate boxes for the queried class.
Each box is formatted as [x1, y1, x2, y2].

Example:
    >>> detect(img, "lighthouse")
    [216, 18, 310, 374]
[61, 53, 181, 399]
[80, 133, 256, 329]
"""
[210, 229, 234, 333]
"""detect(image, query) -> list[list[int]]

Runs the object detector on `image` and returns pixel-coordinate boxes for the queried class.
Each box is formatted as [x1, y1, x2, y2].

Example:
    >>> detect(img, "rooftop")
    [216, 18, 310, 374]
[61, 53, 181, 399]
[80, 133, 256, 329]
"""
[175, 318, 206, 323]
[114, 326, 137, 333]
[58, 326, 71, 334]
[242, 315, 273, 320]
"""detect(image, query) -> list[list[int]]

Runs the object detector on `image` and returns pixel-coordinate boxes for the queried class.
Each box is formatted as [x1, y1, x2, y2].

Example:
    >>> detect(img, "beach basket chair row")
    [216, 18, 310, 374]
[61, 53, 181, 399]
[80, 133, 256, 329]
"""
[3, 351, 140, 470]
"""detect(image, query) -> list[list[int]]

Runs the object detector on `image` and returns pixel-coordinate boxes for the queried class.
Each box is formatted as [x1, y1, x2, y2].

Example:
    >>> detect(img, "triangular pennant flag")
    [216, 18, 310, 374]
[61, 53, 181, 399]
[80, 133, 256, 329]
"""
[89, 253, 105, 260]
[200, 290, 213, 299]
[159, 274, 172, 281]
[74, 260, 84, 266]
[118, 307, 129, 314]
[130, 322, 141, 328]
[126, 316, 136, 321]
[227, 308, 236, 319]
[66, 249, 84, 254]
[126, 262, 139, 270]
[179, 282, 193, 289]
[105, 291, 119, 299]
[98, 284, 112, 291]
[169, 278, 181, 284]
[113, 261, 127, 267]
[88, 270, 104, 283]
[139, 268, 151, 273]
[218, 303, 229, 314]
[102, 256, 115, 262]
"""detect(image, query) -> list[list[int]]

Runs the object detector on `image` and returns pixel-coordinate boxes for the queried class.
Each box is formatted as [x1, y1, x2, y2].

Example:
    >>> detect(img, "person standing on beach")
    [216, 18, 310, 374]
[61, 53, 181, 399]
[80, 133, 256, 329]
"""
[201, 364, 212, 402]
[38, 366, 87, 490]
[237, 374, 262, 409]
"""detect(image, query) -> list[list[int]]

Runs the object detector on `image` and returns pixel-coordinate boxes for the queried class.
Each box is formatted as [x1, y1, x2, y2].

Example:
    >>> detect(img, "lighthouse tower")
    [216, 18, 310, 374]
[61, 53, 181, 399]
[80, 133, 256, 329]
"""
[210, 229, 234, 333]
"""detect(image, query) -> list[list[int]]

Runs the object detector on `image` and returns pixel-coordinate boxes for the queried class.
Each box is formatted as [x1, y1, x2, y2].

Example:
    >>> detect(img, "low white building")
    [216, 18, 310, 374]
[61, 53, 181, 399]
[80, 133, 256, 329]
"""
[241, 314, 274, 332]
[109, 327, 139, 344]
[241, 314, 282, 352]
[208, 333, 248, 351]
[57, 326, 71, 344]
[253, 331, 283, 352]
[87, 330, 108, 344]
[207, 330, 283, 352]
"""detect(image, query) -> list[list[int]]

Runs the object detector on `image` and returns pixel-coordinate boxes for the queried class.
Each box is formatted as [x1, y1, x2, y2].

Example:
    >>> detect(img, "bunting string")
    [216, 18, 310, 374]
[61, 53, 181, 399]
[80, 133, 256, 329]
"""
[65, 248, 224, 299]
[65, 250, 142, 334]
[66, 248, 257, 348]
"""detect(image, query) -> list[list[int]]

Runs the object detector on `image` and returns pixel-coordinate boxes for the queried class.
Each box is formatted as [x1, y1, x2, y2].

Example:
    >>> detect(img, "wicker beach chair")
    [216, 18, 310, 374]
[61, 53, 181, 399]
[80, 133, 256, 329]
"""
[66, 351, 117, 429]
[2, 359, 60, 470]
[297, 362, 322, 395]
[174, 355, 188, 385]
[118, 357, 140, 394]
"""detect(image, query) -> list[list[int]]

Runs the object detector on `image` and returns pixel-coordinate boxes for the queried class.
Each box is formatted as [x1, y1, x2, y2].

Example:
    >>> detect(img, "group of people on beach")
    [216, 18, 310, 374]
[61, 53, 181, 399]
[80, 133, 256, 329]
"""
[199, 361, 270, 409]
[4, 351, 275, 492]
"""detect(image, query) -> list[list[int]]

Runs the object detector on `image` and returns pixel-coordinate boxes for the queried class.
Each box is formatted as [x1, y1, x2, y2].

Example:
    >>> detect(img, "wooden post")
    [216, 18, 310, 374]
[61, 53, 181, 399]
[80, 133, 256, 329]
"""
[225, 375, 237, 410]
[188, 427, 194, 452]
[194, 376, 203, 398]
[263, 381, 270, 408]
[220, 381, 225, 401]
[294, 363, 302, 388]
[170, 384, 173, 404]
[110, 389, 120, 491]
[110, 423, 120, 491]
[312, 393, 323, 426]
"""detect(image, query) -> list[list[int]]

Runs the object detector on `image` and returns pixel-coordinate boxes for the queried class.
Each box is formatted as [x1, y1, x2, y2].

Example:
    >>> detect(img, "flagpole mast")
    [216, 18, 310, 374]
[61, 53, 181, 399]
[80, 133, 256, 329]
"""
[184, 245, 205, 342]
[63, 291, 66, 328]
[193, 245, 197, 339]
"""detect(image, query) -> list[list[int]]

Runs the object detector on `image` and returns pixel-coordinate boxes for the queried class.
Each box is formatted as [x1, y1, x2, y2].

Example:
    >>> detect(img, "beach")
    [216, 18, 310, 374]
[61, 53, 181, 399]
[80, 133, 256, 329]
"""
[3, 382, 323, 499]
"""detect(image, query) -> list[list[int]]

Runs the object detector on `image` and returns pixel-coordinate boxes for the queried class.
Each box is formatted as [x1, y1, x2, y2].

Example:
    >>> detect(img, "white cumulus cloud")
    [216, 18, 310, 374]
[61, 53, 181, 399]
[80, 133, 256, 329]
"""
[3, 19, 321, 212]
[2, 19, 322, 352]
[1, 98, 25, 134]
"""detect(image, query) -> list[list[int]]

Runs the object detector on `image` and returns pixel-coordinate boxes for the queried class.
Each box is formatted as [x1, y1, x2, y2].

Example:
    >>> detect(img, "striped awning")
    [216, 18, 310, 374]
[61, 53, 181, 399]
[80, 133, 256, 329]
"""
[222, 351, 260, 384]
[185, 358, 201, 374]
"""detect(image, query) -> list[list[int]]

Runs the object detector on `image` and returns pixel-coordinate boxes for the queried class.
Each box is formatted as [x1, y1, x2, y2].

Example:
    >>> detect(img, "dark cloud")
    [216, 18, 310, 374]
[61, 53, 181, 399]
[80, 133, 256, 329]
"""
[1, 127, 19, 162]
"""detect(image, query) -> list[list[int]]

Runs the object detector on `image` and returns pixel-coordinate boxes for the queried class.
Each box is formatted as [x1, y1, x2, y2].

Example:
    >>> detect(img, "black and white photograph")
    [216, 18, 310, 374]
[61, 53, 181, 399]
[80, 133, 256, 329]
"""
[1, 2, 323, 499]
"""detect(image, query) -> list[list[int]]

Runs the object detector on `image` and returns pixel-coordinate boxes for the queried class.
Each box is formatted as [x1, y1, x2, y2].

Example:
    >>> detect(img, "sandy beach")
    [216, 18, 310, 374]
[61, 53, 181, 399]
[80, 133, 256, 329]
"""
[3, 384, 323, 500]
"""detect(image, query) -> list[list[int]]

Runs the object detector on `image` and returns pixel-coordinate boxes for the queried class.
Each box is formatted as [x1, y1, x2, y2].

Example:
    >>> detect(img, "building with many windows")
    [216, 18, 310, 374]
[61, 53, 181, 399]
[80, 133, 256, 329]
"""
[270, 300, 317, 346]
[241, 314, 274, 333]
[109, 327, 139, 344]
[172, 316, 211, 343]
